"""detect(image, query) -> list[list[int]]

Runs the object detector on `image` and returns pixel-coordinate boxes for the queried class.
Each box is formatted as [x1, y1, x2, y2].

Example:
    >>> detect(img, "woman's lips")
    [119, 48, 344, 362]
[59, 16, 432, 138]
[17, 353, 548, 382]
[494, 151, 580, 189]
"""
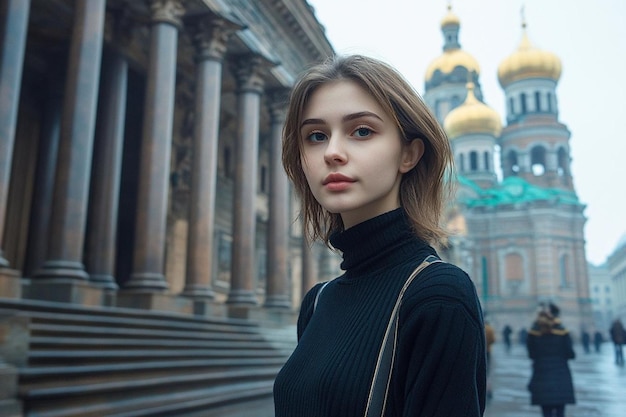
[323, 173, 355, 191]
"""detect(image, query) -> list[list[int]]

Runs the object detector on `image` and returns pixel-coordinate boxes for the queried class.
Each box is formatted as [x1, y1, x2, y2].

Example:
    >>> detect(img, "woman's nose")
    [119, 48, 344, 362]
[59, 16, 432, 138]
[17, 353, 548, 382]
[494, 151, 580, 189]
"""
[324, 135, 347, 165]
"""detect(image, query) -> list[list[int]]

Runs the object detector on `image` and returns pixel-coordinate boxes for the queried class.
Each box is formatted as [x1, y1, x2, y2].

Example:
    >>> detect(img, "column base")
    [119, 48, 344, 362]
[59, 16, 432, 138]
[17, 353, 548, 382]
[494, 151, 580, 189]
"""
[26, 278, 108, 307]
[116, 290, 193, 315]
[32, 260, 89, 280]
[0, 269, 21, 299]
[225, 289, 258, 306]
[263, 294, 292, 309]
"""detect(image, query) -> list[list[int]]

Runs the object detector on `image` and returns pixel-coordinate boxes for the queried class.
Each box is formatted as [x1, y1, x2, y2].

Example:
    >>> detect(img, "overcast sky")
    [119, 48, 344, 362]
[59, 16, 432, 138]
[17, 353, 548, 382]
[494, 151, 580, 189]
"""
[307, 0, 626, 265]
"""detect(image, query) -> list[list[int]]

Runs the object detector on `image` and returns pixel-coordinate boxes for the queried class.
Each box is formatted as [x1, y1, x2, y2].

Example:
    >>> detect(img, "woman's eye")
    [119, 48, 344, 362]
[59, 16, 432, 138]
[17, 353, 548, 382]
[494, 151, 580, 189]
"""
[306, 132, 327, 142]
[353, 127, 372, 138]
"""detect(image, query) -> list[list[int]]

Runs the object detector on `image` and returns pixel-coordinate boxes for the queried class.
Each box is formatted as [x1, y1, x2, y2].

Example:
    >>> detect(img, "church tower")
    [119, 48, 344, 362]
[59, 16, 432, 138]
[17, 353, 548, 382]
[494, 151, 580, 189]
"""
[425, 7, 592, 334]
[424, 5, 483, 124]
[497, 20, 574, 190]
[444, 82, 501, 189]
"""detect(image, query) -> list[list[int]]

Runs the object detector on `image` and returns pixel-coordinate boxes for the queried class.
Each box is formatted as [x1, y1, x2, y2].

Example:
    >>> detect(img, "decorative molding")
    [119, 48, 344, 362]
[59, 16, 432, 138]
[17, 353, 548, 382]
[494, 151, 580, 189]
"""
[266, 88, 290, 122]
[149, 0, 185, 28]
[232, 55, 269, 94]
[189, 16, 240, 62]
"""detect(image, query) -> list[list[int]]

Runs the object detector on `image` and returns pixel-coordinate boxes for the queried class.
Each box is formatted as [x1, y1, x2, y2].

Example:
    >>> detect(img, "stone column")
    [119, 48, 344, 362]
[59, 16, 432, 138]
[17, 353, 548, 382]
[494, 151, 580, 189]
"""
[33, 0, 106, 282]
[301, 235, 318, 299]
[226, 55, 265, 305]
[264, 89, 291, 309]
[0, 0, 30, 270]
[182, 17, 238, 301]
[125, 0, 185, 290]
[85, 45, 128, 289]
[23, 71, 64, 277]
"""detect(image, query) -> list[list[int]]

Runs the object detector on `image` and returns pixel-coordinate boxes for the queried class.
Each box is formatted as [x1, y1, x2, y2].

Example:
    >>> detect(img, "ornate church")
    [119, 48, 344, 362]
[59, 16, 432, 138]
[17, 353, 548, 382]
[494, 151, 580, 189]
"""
[425, 6, 591, 334]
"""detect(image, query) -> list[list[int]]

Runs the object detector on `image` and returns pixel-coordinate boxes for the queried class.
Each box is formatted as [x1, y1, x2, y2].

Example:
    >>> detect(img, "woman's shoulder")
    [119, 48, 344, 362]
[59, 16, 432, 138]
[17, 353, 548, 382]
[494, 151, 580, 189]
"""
[401, 259, 482, 320]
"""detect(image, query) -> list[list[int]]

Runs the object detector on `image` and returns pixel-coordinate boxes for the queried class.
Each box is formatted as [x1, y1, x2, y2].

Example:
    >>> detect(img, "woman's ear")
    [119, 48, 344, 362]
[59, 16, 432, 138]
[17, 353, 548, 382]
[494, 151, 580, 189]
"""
[399, 138, 425, 173]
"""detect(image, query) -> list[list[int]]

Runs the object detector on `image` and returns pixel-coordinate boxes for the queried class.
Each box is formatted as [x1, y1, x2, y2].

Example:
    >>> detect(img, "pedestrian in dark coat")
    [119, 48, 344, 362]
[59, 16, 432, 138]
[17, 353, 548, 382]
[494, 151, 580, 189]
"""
[610, 319, 626, 366]
[581, 330, 590, 354]
[526, 305, 575, 417]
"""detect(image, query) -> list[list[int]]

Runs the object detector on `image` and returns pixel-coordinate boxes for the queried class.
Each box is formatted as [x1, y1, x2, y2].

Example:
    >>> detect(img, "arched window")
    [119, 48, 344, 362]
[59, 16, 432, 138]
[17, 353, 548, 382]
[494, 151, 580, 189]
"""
[534, 91, 541, 112]
[505, 253, 523, 281]
[520, 92, 527, 114]
[470, 151, 478, 171]
[458, 153, 465, 172]
[483, 151, 490, 171]
[559, 254, 569, 287]
[557, 147, 569, 176]
[506, 150, 519, 175]
[546, 92, 553, 112]
[531, 146, 546, 176]
[509, 97, 515, 115]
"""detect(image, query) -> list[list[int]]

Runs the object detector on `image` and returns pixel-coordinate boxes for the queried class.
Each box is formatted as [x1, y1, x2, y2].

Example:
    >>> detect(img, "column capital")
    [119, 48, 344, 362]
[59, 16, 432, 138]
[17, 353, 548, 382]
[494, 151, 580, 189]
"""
[188, 15, 241, 62]
[148, 0, 185, 28]
[232, 54, 269, 94]
[266, 88, 290, 123]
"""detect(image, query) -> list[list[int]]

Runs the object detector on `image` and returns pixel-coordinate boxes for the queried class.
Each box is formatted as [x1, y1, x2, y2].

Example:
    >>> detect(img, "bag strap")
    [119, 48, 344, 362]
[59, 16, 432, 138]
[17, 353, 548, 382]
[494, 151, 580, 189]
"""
[313, 280, 331, 313]
[364, 255, 441, 417]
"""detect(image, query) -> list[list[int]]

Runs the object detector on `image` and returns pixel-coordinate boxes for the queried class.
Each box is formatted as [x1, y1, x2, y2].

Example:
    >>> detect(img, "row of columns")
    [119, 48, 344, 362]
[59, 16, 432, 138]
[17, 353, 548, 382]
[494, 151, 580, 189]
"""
[0, 0, 296, 309]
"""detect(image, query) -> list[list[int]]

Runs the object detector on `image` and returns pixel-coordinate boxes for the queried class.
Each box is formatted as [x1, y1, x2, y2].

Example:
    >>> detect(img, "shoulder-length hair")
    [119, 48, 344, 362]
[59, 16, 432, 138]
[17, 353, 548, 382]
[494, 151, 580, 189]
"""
[282, 54, 455, 246]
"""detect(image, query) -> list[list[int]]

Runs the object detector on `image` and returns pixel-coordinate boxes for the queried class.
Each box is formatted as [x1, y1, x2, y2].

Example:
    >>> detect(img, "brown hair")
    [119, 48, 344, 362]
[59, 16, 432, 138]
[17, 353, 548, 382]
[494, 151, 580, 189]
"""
[282, 55, 455, 246]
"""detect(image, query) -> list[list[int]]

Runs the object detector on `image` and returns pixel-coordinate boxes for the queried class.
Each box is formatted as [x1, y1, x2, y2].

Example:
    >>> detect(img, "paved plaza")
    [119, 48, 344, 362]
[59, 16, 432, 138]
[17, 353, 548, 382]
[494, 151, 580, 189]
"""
[485, 341, 626, 417]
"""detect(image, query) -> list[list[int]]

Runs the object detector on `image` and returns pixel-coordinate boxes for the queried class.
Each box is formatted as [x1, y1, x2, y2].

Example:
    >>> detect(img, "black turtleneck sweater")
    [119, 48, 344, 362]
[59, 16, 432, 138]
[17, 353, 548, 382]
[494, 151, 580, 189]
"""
[273, 209, 486, 416]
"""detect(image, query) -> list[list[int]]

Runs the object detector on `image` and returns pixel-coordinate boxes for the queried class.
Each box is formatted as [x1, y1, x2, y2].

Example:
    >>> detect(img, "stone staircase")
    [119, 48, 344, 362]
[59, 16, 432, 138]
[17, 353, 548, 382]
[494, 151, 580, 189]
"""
[0, 299, 297, 417]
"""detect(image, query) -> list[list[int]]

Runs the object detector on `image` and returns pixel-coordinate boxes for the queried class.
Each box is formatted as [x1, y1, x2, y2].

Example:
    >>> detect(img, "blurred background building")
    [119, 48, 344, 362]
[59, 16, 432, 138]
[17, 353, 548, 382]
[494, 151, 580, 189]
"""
[423, 6, 592, 336]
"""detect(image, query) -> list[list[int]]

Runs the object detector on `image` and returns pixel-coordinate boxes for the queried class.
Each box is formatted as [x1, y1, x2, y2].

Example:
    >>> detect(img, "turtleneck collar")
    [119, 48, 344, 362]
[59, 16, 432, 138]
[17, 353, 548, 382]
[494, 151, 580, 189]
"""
[330, 208, 429, 274]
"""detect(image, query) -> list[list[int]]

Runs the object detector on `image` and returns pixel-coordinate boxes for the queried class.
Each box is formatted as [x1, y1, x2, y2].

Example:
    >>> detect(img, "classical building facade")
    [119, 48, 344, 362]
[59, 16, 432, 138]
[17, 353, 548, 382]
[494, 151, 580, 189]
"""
[607, 235, 626, 321]
[0, 0, 333, 414]
[425, 6, 591, 336]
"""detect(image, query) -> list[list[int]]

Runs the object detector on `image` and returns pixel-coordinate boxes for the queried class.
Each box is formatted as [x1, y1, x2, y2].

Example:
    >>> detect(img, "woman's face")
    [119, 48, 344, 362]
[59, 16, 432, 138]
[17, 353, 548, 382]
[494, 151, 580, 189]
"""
[299, 80, 422, 229]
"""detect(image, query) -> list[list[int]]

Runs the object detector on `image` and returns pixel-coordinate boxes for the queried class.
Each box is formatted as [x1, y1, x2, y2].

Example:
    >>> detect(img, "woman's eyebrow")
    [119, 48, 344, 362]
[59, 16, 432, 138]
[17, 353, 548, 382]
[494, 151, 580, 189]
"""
[342, 111, 383, 122]
[300, 111, 383, 129]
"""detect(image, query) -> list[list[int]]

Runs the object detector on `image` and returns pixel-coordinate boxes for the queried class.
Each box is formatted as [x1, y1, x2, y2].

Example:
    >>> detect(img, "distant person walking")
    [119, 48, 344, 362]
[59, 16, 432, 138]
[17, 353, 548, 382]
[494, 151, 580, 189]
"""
[593, 330, 603, 353]
[609, 319, 626, 366]
[526, 304, 575, 417]
[502, 324, 512, 353]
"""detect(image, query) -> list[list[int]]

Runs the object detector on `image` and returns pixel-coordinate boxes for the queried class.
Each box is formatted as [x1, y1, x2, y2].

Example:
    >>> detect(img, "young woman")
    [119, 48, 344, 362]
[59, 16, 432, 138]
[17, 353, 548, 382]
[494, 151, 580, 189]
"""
[273, 55, 486, 416]
[527, 305, 576, 417]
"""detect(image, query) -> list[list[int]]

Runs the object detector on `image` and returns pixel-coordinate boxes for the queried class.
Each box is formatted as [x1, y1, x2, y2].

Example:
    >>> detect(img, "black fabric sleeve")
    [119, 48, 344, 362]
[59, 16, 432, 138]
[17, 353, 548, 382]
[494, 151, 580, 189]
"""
[296, 282, 325, 341]
[393, 266, 486, 417]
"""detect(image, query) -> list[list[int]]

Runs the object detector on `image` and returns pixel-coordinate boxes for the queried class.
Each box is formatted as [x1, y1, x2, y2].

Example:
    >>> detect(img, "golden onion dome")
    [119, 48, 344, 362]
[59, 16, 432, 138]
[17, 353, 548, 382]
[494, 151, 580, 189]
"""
[441, 5, 460, 27]
[425, 49, 480, 82]
[498, 26, 562, 88]
[444, 83, 502, 139]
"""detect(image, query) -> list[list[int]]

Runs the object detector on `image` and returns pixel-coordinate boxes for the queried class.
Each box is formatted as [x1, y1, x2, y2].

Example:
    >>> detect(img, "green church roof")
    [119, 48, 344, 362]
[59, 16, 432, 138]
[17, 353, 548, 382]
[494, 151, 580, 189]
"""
[458, 175, 581, 208]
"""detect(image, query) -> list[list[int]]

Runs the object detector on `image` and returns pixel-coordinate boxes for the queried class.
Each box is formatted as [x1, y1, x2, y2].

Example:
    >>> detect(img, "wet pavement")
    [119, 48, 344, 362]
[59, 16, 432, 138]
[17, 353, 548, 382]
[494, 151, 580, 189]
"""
[485, 342, 626, 417]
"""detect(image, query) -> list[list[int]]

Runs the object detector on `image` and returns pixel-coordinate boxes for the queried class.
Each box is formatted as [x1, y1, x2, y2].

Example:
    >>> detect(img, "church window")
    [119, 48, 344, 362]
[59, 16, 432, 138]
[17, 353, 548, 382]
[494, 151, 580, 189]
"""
[470, 151, 478, 171]
[458, 153, 465, 172]
[260, 165, 267, 193]
[559, 254, 569, 287]
[509, 97, 515, 115]
[483, 151, 490, 171]
[531, 146, 546, 176]
[504, 253, 524, 294]
[557, 147, 569, 176]
[547, 92, 553, 112]
[534, 91, 541, 112]
[506, 150, 519, 175]
[520, 93, 527, 114]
